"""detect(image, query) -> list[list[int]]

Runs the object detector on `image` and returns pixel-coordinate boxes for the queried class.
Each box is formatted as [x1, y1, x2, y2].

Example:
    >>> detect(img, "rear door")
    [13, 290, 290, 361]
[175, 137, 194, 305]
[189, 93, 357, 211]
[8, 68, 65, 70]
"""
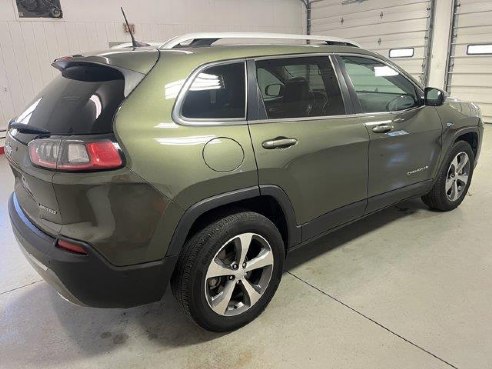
[247, 55, 369, 241]
[337, 54, 443, 213]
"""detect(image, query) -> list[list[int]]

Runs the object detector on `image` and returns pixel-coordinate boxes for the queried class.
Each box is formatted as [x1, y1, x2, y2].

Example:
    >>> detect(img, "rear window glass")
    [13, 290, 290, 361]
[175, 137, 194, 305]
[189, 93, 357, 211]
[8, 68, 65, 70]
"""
[14, 65, 125, 135]
[181, 62, 246, 120]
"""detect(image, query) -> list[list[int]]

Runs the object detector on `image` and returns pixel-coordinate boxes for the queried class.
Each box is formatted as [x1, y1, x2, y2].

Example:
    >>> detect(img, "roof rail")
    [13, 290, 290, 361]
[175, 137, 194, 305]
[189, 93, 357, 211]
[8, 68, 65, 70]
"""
[111, 42, 163, 49]
[159, 32, 360, 49]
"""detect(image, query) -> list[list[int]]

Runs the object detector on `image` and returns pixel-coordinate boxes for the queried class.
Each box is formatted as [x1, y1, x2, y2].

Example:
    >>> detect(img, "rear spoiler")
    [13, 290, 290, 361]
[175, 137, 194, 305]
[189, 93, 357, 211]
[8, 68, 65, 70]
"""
[52, 50, 159, 97]
[52, 58, 141, 97]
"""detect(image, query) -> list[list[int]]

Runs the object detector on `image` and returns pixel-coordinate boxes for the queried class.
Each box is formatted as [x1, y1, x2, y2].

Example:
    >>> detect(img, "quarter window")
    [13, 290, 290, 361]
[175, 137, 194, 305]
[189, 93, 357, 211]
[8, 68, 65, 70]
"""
[340, 56, 421, 113]
[256, 56, 345, 119]
[181, 62, 246, 120]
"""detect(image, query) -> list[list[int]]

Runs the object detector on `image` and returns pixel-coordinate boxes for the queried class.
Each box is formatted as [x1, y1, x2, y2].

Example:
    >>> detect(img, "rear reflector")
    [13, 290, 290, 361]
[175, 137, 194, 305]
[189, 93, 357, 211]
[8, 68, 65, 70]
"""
[56, 239, 87, 255]
[0, 130, 5, 155]
[29, 139, 123, 171]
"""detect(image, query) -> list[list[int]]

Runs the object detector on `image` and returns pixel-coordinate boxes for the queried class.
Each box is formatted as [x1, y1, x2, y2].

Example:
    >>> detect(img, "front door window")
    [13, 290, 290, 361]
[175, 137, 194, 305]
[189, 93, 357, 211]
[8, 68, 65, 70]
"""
[340, 56, 421, 113]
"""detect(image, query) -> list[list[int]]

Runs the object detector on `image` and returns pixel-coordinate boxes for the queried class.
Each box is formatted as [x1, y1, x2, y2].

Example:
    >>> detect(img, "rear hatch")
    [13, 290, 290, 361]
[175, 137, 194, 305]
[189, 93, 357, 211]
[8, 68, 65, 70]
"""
[6, 48, 159, 236]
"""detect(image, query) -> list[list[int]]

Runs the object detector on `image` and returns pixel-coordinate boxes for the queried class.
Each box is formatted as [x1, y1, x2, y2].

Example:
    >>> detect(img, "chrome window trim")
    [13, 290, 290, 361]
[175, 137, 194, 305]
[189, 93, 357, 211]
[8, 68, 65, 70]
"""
[172, 52, 424, 126]
[173, 59, 248, 126]
[251, 106, 425, 125]
[253, 52, 332, 62]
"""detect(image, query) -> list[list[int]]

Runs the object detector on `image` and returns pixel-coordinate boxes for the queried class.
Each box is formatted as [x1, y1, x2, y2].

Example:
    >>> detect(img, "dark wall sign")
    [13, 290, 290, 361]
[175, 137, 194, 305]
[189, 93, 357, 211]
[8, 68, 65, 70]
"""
[16, 0, 63, 19]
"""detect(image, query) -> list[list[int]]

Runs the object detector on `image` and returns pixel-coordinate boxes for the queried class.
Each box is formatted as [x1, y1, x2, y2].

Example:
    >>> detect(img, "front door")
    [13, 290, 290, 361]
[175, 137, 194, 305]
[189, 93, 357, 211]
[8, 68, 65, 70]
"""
[247, 55, 370, 241]
[337, 55, 443, 212]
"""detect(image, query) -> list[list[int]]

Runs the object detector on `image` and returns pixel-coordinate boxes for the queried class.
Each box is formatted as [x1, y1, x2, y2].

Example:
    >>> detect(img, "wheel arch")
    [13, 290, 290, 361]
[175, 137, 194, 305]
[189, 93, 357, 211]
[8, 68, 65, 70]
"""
[438, 126, 480, 174]
[166, 186, 301, 258]
[455, 130, 479, 158]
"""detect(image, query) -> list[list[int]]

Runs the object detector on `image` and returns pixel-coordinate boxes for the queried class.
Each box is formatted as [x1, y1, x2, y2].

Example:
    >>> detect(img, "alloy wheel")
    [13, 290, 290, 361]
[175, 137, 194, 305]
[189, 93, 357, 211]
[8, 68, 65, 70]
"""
[204, 233, 274, 316]
[446, 152, 470, 202]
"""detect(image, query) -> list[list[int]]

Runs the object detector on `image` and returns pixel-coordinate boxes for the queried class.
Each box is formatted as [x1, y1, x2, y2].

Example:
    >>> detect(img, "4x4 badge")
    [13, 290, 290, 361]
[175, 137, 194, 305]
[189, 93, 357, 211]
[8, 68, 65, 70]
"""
[38, 203, 58, 215]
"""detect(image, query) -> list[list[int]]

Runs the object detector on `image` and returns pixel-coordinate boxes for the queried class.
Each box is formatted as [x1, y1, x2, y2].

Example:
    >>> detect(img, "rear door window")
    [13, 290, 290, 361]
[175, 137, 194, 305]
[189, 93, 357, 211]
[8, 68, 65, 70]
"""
[180, 62, 246, 120]
[14, 65, 125, 135]
[255, 56, 345, 119]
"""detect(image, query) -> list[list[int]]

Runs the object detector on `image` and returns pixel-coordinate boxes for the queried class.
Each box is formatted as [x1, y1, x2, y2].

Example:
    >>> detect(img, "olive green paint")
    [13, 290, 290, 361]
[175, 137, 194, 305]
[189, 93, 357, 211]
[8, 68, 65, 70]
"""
[7, 44, 484, 266]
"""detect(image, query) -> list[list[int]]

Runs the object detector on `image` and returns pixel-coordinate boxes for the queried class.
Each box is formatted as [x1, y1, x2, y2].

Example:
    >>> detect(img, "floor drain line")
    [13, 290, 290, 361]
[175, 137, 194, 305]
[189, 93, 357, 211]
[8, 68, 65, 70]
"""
[0, 280, 43, 296]
[287, 272, 458, 369]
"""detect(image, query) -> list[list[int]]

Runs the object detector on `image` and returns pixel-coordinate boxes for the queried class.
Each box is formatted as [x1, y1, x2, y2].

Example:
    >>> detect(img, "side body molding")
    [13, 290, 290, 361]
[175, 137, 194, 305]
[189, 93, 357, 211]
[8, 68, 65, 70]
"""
[166, 186, 301, 257]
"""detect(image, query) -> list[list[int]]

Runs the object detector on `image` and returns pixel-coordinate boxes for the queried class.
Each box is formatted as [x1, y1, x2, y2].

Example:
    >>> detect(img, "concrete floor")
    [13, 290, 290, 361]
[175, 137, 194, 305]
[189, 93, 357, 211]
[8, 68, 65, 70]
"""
[1, 126, 491, 369]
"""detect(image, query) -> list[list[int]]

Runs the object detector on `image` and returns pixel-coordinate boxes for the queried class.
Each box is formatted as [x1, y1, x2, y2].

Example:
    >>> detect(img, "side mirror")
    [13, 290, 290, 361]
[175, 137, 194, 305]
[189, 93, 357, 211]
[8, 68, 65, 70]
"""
[265, 83, 284, 97]
[425, 87, 446, 106]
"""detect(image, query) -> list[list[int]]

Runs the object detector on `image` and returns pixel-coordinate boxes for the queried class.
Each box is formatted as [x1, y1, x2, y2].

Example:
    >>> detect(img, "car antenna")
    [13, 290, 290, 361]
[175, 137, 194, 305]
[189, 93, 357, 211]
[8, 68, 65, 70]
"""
[120, 7, 146, 48]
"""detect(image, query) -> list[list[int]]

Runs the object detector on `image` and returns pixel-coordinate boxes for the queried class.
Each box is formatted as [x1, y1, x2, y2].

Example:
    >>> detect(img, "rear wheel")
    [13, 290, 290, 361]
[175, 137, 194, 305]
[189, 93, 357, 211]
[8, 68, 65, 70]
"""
[171, 211, 285, 332]
[422, 141, 474, 211]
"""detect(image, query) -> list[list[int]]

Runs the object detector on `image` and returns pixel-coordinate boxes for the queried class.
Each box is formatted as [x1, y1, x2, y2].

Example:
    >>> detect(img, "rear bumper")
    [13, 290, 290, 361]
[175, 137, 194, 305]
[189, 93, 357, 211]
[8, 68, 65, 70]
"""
[8, 193, 178, 308]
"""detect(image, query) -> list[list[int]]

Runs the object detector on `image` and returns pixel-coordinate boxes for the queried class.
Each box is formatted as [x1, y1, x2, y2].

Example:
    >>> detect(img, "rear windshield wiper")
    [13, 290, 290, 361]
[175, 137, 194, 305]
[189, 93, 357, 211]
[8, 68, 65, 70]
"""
[9, 122, 50, 137]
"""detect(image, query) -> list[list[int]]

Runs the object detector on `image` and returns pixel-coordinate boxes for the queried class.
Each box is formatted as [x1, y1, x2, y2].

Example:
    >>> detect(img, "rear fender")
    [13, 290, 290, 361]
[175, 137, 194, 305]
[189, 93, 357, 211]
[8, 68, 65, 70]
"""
[166, 185, 301, 257]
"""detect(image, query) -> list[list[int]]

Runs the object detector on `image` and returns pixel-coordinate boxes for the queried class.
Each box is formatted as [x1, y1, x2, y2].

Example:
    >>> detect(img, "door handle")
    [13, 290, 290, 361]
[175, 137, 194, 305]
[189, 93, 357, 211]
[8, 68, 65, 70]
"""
[262, 137, 298, 149]
[372, 124, 394, 133]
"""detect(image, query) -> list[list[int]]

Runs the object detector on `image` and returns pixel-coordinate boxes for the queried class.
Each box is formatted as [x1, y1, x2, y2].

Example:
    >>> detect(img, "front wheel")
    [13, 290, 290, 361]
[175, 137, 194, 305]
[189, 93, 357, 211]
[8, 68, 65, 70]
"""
[422, 141, 474, 211]
[171, 211, 285, 332]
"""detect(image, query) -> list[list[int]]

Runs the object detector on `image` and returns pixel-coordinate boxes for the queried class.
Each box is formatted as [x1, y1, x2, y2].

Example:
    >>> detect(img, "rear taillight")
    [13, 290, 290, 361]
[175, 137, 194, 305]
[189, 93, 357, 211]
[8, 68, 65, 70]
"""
[28, 139, 123, 171]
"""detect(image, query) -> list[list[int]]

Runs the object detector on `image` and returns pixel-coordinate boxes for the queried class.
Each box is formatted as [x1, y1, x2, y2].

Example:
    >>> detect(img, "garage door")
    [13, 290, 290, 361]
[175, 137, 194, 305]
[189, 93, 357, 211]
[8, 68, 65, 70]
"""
[446, 0, 492, 123]
[311, 0, 433, 84]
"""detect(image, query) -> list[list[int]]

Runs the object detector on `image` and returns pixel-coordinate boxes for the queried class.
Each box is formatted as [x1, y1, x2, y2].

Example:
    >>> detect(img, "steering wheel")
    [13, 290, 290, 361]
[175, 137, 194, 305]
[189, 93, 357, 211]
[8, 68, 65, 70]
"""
[386, 94, 416, 112]
[304, 91, 316, 116]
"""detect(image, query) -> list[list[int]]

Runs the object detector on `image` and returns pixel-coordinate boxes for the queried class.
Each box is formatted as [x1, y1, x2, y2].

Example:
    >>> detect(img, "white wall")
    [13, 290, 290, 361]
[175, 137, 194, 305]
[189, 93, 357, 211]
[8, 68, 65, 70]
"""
[0, 0, 304, 127]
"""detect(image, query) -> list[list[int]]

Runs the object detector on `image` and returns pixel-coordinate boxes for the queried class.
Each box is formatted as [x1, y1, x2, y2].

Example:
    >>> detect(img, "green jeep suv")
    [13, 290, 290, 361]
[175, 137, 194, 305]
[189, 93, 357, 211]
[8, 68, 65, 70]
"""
[6, 33, 483, 332]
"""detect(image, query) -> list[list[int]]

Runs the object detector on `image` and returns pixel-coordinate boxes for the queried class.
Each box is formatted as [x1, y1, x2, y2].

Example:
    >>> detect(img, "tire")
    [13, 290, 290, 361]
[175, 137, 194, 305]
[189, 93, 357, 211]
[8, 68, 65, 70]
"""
[49, 7, 62, 18]
[422, 141, 474, 211]
[171, 211, 285, 332]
